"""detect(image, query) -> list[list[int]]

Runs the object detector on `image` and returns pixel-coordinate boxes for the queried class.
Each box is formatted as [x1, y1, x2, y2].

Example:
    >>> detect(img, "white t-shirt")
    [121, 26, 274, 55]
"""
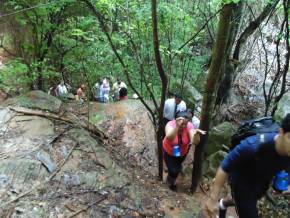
[113, 82, 127, 92]
[163, 98, 186, 120]
[57, 84, 68, 96]
[192, 116, 200, 128]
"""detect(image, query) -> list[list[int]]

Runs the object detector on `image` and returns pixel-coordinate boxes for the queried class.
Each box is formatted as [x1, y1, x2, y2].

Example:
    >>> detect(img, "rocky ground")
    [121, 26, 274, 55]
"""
[0, 91, 288, 218]
[0, 91, 206, 218]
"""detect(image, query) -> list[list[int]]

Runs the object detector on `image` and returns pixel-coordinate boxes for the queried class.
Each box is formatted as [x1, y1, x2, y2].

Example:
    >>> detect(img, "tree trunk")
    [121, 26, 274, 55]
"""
[191, 3, 237, 192]
[215, 2, 244, 106]
[216, 0, 279, 105]
[151, 0, 168, 180]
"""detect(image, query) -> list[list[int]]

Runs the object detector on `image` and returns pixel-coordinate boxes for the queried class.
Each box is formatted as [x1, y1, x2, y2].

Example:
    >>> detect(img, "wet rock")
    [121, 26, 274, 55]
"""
[0, 174, 10, 189]
[61, 128, 129, 189]
[0, 100, 204, 217]
[90, 101, 158, 176]
[0, 107, 13, 126]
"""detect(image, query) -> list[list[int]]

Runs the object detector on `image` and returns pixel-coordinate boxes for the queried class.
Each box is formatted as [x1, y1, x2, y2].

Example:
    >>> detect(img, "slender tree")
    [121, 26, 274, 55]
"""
[191, 2, 238, 192]
[82, 0, 168, 180]
[151, 0, 168, 180]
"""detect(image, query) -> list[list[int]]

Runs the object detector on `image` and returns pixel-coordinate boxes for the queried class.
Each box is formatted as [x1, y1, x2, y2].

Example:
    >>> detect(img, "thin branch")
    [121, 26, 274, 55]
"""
[122, 30, 159, 111]
[67, 196, 107, 218]
[0, 2, 55, 19]
[233, 0, 280, 61]
[177, 8, 221, 52]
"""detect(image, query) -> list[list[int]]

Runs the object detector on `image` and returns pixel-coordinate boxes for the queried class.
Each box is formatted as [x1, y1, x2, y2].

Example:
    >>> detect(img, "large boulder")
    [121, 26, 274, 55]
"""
[206, 122, 236, 156]
[274, 93, 290, 123]
[203, 151, 228, 177]
[3, 90, 62, 113]
[89, 100, 158, 176]
[170, 79, 202, 109]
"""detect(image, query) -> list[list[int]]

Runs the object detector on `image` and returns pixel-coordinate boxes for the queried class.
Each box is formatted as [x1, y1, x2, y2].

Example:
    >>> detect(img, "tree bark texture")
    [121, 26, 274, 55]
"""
[215, 2, 244, 106]
[151, 0, 168, 180]
[191, 3, 237, 192]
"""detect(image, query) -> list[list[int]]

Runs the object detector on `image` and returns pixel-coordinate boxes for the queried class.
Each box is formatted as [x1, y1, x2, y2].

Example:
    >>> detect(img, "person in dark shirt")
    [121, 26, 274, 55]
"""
[203, 114, 290, 218]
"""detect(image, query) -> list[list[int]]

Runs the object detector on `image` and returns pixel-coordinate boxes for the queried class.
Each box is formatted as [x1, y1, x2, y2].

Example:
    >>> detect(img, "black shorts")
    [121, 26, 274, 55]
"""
[163, 151, 186, 180]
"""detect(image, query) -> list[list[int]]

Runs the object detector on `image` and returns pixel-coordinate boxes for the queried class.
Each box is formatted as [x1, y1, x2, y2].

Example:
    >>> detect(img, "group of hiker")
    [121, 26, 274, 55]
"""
[50, 77, 129, 103]
[50, 78, 290, 217]
[94, 77, 128, 102]
[161, 93, 290, 218]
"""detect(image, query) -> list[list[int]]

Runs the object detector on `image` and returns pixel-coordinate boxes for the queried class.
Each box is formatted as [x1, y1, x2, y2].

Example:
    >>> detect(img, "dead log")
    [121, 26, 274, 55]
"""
[9, 106, 108, 140]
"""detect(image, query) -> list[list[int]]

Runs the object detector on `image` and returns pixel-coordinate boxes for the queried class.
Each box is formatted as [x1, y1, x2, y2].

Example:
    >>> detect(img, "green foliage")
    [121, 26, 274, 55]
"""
[222, 0, 240, 4]
[0, 59, 30, 88]
[1, 0, 218, 97]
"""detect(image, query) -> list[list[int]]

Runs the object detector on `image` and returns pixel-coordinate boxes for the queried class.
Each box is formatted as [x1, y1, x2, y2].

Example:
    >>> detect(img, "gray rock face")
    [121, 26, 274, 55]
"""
[3, 90, 62, 113]
[0, 100, 202, 218]
[274, 93, 290, 123]
[206, 122, 236, 156]
[65, 128, 129, 189]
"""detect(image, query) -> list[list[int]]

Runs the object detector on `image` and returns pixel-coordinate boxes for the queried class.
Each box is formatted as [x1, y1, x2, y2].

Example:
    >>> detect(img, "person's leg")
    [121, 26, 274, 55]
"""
[218, 196, 235, 218]
[163, 152, 183, 191]
[231, 183, 258, 218]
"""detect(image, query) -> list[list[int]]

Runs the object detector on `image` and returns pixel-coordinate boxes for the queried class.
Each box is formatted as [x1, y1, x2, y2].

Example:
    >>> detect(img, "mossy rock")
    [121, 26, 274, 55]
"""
[204, 151, 228, 177]
[206, 122, 236, 156]
[274, 93, 290, 124]
[4, 90, 62, 113]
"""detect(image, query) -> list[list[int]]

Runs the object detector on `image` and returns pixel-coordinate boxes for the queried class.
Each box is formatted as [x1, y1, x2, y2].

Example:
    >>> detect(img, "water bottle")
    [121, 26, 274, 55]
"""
[173, 145, 181, 157]
[273, 171, 289, 192]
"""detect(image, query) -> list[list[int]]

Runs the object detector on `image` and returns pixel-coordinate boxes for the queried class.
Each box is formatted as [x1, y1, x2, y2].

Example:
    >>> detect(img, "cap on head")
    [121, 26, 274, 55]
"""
[174, 93, 182, 99]
[176, 110, 190, 119]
